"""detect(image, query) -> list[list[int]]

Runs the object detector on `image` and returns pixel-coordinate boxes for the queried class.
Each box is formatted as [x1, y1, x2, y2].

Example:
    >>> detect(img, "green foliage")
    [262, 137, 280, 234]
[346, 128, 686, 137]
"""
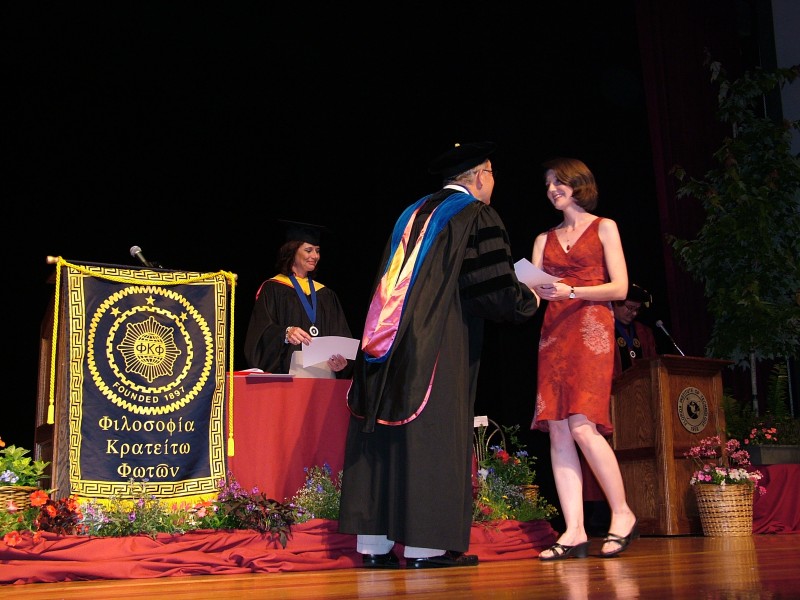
[472, 476, 558, 523]
[290, 463, 342, 523]
[669, 58, 800, 366]
[722, 364, 800, 446]
[764, 362, 791, 418]
[81, 479, 195, 538]
[0, 504, 38, 536]
[722, 392, 755, 443]
[0, 443, 50, 487]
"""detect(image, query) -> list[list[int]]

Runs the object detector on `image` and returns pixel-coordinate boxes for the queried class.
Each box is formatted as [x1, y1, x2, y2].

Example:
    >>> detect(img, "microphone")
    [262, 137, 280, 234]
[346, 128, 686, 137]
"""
[130, 245, 154, 268]
[655, 320, 685, 356]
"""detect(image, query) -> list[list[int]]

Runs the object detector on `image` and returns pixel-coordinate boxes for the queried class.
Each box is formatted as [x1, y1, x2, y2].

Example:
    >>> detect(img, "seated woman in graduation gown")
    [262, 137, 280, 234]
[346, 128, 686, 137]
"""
[243, 219, 353, 379]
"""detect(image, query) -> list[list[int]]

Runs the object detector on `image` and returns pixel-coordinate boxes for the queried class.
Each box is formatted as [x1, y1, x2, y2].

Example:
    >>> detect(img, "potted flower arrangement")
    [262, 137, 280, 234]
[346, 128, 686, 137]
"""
[0, 437, 49, 488]
[741, 420, 800, 466]
[0, 436, 50, 513]
[473, 426, 557, 524]
[684, 435, 765, 537]
[290, 463, 342, 522]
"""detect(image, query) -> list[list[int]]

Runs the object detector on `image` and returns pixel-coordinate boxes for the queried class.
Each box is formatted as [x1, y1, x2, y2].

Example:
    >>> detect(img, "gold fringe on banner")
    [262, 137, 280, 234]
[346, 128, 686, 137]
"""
[75, 492, 219, 511]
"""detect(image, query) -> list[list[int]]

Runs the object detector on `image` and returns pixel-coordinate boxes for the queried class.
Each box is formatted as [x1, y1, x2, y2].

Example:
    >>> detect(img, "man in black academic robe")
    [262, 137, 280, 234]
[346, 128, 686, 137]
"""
[338, 142, 538, 568]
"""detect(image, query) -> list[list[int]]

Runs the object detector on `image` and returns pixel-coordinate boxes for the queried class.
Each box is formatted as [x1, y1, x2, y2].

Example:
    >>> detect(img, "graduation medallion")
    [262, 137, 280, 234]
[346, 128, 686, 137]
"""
[289, 275, 319, 337]
[617, 327, 640, 360]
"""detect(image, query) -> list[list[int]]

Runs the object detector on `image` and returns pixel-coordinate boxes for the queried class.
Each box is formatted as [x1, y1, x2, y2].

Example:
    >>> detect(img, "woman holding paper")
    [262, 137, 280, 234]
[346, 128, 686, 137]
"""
[530, 157, 637, 560]
[243, 220, 353, 379]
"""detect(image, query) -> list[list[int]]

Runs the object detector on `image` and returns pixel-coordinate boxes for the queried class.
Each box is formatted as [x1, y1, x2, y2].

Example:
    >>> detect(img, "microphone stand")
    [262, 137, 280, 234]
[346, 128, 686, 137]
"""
[656, 320, 685, 356]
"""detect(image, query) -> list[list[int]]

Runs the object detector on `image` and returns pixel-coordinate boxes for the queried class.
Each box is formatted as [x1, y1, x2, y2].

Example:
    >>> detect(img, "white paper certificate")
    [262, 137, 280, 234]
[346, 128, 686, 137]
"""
[514, 258, 561, 287]
[302, 336, 361, 367]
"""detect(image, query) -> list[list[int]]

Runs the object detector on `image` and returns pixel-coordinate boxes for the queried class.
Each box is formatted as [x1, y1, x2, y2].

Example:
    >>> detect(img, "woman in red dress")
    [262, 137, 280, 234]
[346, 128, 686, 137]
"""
[530, 157, 638, 560]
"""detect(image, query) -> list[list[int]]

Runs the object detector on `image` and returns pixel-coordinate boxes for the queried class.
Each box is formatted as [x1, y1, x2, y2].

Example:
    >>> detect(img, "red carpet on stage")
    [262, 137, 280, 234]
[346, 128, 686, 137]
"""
[1, 519, 558, 585]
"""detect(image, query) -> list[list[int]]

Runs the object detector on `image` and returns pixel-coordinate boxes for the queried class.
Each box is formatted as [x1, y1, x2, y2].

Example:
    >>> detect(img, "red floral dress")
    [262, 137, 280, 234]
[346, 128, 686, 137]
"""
[532, 218, 615, 435]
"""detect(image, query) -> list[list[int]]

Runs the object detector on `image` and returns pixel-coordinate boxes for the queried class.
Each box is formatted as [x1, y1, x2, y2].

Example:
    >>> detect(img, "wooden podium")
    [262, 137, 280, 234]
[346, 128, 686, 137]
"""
[610, 355, 731, 535]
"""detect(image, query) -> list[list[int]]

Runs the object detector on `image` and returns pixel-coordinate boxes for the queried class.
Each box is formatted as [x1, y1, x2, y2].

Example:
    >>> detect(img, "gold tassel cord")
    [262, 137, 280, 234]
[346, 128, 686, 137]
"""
[227, 276, 236, 457]
[47, 258, 65, 424]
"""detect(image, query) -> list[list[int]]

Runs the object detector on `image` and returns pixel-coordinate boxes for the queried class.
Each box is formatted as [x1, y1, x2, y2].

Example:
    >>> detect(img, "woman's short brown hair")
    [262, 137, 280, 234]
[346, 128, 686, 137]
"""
[542, 157, 598, 211]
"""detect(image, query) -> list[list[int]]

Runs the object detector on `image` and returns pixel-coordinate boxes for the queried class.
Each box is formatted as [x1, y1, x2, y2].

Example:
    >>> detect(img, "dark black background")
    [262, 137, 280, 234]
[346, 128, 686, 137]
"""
[11, 1, 673, 498]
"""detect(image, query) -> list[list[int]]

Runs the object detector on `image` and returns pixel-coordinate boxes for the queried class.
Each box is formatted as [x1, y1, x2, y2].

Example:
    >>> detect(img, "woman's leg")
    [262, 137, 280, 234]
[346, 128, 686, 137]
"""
[539, 419, 587, 558]
[570, 415, 636, 553]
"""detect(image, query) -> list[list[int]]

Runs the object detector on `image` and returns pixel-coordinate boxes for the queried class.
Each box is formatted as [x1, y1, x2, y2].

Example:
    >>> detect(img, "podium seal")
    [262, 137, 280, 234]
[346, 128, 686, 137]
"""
[677, 386, 709, 433]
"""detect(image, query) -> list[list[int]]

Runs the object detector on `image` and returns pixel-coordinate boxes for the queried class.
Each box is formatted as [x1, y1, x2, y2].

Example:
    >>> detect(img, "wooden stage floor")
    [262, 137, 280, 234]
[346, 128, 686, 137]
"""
[3, 534, 798, 599]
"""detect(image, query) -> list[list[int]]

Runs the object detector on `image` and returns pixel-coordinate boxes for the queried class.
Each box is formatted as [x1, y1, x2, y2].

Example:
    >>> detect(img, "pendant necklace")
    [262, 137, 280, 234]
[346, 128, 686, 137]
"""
[289, 274, 319, 336]
[563, 225, 576, 251]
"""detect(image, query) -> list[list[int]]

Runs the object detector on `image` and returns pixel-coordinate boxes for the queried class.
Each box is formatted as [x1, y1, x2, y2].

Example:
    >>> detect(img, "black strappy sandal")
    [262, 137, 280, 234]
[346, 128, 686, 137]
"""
[600, 519, 639, 558]
[538, 541, 590, 561]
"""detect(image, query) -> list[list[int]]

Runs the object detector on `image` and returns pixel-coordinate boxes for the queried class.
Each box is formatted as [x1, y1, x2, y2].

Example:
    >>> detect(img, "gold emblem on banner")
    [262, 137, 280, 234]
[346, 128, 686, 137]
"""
[87, 286, 214, 416]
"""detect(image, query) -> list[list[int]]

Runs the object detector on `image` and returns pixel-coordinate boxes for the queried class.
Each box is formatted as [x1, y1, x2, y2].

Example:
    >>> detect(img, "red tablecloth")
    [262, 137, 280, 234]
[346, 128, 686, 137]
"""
[752, 463, 800, 534]
[1, 519, 558, 584]
[226, 376, 352, 502]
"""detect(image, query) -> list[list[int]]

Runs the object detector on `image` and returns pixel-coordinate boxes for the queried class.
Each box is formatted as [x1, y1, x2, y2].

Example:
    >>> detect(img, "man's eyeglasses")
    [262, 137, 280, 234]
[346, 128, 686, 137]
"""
[622, 303, 641, 313]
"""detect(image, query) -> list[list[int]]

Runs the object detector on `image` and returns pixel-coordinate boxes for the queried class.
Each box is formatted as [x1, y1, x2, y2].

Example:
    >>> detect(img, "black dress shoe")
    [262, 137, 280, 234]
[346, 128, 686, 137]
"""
[362, 551, 400, 569]
[406, 551, 479, 569]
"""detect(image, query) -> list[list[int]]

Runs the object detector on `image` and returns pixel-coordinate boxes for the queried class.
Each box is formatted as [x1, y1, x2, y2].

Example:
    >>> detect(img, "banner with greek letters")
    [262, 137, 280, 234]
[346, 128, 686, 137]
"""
[64, 263, 229, 502]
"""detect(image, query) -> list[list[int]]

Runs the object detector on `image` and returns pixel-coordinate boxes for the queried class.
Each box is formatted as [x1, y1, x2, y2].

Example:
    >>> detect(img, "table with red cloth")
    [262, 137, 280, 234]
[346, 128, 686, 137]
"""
[225, 376, 352, 502]
[752, 463, 800, 534]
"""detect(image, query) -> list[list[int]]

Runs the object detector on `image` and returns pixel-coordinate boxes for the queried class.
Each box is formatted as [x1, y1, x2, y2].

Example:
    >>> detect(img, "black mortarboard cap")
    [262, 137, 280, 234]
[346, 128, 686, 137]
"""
[279, 219, 326, 245]
[428, 141, 497, 178]
[627, 284, 652, 308]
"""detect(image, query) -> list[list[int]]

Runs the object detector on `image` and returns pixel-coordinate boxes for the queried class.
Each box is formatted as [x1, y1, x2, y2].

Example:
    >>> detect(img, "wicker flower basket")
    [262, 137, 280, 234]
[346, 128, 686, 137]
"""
[519, 484, 539, 503]
[693, 483, 754, 537]
[0, 485, 39, 511]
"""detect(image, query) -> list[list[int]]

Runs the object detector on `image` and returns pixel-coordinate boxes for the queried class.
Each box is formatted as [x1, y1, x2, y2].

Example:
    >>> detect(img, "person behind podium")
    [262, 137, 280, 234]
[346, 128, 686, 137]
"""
[530, 157, 638, 559]
[612, 283, 657, 377]
[243, 220, 353, 379]
[338, 141, 539, 569]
